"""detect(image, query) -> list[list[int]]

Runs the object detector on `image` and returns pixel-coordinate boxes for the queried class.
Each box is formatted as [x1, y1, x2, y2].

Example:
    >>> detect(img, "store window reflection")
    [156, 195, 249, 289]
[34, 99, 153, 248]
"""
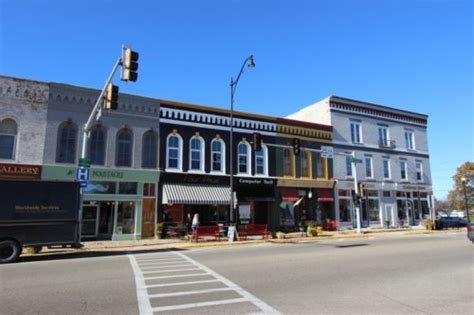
[116, 202, 135, 234]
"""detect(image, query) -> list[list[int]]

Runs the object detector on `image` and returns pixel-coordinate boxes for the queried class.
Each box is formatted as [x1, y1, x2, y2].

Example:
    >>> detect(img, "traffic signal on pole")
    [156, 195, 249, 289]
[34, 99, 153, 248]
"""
[121, 48, 139, 82]
[253, 132, 262, 151]
[359, 183, 365, 197]
[105, 83, 119, 110]
[293, 138, 301, 156]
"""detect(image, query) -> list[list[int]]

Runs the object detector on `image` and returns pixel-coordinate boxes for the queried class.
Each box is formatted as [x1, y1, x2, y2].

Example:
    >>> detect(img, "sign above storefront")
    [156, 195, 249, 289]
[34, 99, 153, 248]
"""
[161, 172, 228, 185]
[41, 165, 159, 182]
[0, 163, 42, 179]
[235, 177, 275, 186]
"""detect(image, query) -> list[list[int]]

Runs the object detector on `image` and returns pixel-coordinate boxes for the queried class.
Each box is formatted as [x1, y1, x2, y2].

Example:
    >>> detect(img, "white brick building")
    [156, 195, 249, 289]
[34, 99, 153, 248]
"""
[288, 96, 433, 228]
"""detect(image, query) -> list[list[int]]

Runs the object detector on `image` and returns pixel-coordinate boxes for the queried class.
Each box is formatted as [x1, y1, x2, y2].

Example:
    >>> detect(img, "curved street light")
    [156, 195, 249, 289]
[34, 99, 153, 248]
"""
[229, 55, 255, 224]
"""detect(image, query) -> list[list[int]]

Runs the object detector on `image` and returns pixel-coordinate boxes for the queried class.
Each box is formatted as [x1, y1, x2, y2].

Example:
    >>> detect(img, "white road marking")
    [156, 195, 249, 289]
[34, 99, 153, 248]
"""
[128, 255, 153, 315]
[129, 251, 280, 314]
[151, 298, 248, 312]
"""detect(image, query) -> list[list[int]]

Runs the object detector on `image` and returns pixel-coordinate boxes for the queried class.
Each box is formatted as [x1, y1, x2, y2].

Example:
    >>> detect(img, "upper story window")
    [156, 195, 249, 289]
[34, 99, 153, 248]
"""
[283, 148, 294, 177]
[345, 155, 353, 177]
[255, 145, 268, 176]
[300, 150, 310, 178]
[88, 125, 106, 165]
[116, 128, 133, 167]
[238, 142, 251, 175]
[0, 118, 18, 160]
[142, 130, 158, 169]
[211, 138, 225, 173]
[405, 131, 415, 150]
[56, 121, 78, 164]
[400, 160, 407, 180]
[416, 161, 423, 181]
[365, 157, 373, 178]
[166, 133, 182, 171]
[378, 126, 389, 147]
[189, 136, 205, 172]
[383, 158, 391, 179]
[350, 122, 362, 144]
[316, 152, 326, 178]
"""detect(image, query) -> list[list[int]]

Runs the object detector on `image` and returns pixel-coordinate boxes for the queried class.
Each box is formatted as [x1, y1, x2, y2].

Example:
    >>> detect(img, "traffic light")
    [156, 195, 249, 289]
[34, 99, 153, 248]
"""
[352, 191, 360, 204]
[359, 183, 365, 197]
[253, 132, 262, 151]
[105, 83, 119, 110]
[293, 138, 300, 156]
[121, 48, 139, 82]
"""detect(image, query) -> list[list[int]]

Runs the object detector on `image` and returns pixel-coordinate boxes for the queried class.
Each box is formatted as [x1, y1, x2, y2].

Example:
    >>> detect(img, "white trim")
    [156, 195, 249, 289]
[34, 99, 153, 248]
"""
[255, 143, 268, 176]
[350, 121, 363, 144]
[189, 135, 205, 172]
[365, 157, 373, 179]
[399, 160, 408, 180]
[416, 161, 424, 182]
[331, 140, 429, 155]
[115, 127, 134, 168]
[383, 158, 391, 179]
[165, 132, 183, 172]
[237, 141, 252, 176]
[0, 117, 18, 160]
[210, 138, 226, 174]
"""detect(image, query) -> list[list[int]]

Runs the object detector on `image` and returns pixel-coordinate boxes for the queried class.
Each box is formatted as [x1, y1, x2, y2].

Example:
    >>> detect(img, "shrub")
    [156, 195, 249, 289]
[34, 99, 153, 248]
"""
[156, 223, 165, 239]
[307, 224, 318, 237]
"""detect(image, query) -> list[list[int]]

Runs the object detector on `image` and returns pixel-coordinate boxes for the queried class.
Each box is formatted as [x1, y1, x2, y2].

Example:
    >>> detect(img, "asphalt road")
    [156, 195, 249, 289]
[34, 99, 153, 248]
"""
[0, 233, 472, 314]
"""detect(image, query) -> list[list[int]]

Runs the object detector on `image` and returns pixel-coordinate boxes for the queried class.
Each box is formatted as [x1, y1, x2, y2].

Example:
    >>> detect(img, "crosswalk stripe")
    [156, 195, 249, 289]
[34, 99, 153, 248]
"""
[152, 297, 249, 312]
[145, 279, 219, 289]
[148, 287, 233, 299]
[140, 263, 192, 270]
[144, 272, 209, 280]
[141, 267, 200, 274]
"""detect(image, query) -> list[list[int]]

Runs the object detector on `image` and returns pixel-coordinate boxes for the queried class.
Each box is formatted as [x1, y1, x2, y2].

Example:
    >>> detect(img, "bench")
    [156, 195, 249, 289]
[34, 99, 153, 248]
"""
[192, 225, 220, 242]
[239, 224, 269, 240]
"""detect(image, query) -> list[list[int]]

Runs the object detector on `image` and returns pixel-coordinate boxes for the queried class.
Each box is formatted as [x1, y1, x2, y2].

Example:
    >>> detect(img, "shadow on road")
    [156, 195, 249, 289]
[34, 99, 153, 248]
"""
[13, 247, 188, 264]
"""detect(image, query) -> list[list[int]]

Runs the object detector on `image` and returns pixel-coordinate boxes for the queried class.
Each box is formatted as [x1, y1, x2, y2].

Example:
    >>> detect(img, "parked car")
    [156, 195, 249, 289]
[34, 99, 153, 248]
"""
[435, 216, 468, 230]
[467, 222, 474, 243]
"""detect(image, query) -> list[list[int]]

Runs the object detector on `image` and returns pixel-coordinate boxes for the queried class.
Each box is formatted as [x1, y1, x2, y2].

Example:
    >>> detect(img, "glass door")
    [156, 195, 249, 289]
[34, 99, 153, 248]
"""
[82, 205, 99, 238]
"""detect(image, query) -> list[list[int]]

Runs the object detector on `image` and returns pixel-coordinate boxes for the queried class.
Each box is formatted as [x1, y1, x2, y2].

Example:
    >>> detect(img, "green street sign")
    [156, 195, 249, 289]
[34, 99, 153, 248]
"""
[351, 157, 363, 164]
[78, 158, 91, 168]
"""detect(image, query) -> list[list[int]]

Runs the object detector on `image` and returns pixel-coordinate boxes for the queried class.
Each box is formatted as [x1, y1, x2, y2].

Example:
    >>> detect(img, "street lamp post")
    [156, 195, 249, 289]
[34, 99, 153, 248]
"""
[229, 55, 255, 223]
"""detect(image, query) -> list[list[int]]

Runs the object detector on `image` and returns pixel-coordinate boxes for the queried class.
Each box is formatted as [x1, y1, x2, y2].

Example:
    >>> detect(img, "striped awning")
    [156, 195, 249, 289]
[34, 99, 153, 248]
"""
[162, 183, 231, 205]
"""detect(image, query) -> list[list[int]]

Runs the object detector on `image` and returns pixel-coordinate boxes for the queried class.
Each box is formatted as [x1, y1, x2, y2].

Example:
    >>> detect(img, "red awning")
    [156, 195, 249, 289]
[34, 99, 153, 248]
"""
[280, 187, 299, 201]
[317, 189, 334, 202]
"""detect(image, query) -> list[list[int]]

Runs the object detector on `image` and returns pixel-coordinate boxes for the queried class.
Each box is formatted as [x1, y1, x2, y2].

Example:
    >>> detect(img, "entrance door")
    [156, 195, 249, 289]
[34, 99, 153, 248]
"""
[142, 199, 156, 238]
[82, 205, 99, 237]
[384, 204, 394, 227]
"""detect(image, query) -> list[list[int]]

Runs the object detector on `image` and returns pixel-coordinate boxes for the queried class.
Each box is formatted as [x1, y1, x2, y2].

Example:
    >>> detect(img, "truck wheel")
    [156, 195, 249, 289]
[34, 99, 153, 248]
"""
[0, 240, 22, 264]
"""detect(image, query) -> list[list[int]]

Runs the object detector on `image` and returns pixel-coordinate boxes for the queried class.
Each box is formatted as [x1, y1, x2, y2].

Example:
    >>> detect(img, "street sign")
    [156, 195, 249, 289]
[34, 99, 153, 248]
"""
[78, 158, 91, 168]
[351, 157, 363, 164]
[76, 167, 89, 181]
[80, 181, 88, 188]
[320, 146, 334, 158]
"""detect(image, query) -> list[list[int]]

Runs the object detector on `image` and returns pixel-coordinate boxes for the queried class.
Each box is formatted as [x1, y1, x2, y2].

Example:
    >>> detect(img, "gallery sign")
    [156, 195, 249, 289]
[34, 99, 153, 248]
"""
[0, 163, 42, 179]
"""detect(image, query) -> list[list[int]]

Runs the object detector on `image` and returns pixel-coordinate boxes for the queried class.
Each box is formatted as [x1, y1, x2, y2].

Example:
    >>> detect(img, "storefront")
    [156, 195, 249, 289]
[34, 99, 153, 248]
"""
[0, 163, 42, 180]
[234, 177, 276, 230]
[159, 173, 231, 228]
[41, 165, 160, 240]
[396, 184, 432, 226]
[276, 178, 335, 232]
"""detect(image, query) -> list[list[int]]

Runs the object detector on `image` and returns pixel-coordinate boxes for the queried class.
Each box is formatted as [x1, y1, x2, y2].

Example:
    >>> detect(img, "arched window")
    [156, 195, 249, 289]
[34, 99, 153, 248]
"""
[166, 133, 182, 171]
[56, 122, 78, 163]
[211, 138, 225, 173]
[300, 150, 310, 178]
[142, 130, 158, 168]
[255, 144, 268, 176]
[283, 148, 293, 177]
[116, 128, 133, 167]
[238, 142, 251, 175]
[0, 118, 17, 159]
[88, 125, 106, 165]
[189, 136, 205, 172]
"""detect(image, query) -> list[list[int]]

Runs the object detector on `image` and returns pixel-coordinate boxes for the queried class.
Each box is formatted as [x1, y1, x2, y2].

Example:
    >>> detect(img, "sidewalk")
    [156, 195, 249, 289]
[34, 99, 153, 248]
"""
[26, 227, 466, 257]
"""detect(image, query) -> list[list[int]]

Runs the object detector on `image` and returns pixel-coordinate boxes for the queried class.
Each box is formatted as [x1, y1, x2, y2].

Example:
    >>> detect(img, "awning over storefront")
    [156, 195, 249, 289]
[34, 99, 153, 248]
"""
[317, 188, 334, 202]
[162, 183, 231, 205]
[280, 187, 299, 201]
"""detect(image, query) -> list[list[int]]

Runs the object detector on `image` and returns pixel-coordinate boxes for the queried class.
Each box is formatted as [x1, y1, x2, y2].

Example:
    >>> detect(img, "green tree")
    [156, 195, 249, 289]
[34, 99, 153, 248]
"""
[447, 162, 474, 210]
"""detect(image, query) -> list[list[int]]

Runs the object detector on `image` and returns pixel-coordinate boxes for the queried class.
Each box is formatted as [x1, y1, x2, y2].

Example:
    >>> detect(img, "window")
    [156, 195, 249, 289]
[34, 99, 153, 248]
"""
[189, 136, 204, 172]
[211, 138, 225, 173]
[378, 126, 389, 147]
[346, 156, 353, 177]
[116, 201, 135, 234]
[142, 130, 158, 168]
[400, 161, 407, 180]
[405, 131, 415, 150]
[88, 125, 106, 165]
[166, 133, 182, 170]
[0, 118, 17, 159]
[116, 128, 133, 167]
[56, 122, 77, 163]
[118, 182, 138, 194]
[416, 161, 423, 181]
[365, 157, 373, 178]
[283, 148, 293, 176]
[383, 159, 391, 179]
[316, 152, 326, 178]
[300, 150, 310, 178]
[255, 145, 267, 176]
[350, 122, 362, 143]
[383, 191, 391, 197]
[238, 142, 251, 174]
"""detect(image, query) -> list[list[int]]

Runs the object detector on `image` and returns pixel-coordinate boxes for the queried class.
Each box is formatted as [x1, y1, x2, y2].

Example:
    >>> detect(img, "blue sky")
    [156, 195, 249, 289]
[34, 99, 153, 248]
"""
[0, 0, 472, 199]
